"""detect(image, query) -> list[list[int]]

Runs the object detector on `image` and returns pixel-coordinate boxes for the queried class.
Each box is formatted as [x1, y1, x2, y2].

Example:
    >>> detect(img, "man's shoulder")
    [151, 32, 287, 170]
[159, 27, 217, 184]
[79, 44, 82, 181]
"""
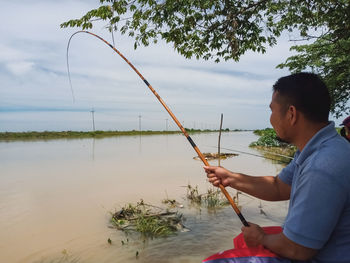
[304, 135, 350, 185]
[317, 133, 350, 159]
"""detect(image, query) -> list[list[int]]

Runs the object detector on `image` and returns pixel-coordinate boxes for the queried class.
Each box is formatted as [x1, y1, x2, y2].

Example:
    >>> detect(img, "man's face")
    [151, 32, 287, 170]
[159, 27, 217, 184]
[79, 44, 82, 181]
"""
[269, 91, 290, 143]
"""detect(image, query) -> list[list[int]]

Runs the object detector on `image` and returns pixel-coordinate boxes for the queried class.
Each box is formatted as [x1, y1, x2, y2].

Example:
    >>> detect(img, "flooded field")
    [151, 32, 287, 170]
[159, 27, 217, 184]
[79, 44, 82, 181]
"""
[0, 131, 289, 263]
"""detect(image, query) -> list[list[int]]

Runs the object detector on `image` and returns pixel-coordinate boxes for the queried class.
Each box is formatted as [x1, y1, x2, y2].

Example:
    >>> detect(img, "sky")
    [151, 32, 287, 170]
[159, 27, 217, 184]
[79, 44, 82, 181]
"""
[0, 0, 343, 132]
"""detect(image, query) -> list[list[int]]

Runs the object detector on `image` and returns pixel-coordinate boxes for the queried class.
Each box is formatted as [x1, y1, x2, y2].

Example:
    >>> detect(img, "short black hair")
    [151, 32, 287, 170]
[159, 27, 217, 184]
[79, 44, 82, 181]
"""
[273, 72, 331, 123]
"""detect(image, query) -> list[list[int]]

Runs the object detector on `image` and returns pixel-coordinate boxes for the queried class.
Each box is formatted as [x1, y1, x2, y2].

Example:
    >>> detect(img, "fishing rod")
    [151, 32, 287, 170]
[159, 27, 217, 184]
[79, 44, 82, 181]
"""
[66, 31, 249, 227]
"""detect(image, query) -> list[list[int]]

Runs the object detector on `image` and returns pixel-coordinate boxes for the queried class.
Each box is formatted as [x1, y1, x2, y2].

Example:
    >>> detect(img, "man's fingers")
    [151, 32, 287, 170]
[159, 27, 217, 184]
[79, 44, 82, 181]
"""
[241, 225, 249, 232]
[206, 172, 216, 178]
[213, 180, 221, 187]
[203, 166, 216, 173]
[208, 177, 217, 182]
[204, 166, 221, 187]
[208, 178, 220, 186]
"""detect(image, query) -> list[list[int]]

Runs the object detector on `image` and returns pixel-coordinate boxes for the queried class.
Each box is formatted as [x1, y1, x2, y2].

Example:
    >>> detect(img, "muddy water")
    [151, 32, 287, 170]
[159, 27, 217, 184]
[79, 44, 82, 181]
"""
[0, 132, 288, 263]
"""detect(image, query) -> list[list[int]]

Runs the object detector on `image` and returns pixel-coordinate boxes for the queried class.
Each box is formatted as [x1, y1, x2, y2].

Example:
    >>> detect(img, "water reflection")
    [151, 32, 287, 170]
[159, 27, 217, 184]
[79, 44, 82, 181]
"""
[91, 138, 95, 161]
[0, 132, 288, 263]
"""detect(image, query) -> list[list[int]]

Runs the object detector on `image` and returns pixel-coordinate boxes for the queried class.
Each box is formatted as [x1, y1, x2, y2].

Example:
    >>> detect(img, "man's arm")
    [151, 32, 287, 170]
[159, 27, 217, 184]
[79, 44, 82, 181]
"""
[204, 166, 291, 201]
[242, 223, 318, 261]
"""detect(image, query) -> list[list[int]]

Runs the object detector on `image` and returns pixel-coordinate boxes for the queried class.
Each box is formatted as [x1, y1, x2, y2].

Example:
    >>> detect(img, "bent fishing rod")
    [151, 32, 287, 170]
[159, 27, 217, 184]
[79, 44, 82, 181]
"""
[66, 30, 249, 227]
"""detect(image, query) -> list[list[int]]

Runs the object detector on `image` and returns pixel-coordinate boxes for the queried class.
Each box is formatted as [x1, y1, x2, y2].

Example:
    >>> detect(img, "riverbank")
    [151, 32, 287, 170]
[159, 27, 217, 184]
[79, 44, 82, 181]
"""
[0, 129, 240, 141]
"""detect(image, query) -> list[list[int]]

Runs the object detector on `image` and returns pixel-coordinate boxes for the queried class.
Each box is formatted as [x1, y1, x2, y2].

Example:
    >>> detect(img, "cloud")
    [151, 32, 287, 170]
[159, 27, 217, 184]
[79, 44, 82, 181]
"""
[0, 0, 314, 131]
[6, 61, 35, 75]
[0, 44, 30, 62]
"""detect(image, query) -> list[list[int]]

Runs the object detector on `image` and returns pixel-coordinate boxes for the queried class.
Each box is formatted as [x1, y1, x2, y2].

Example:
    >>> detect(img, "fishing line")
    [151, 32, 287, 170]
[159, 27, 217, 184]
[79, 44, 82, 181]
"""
[66, 30, 249, 227]
[206, 145, 293, 164]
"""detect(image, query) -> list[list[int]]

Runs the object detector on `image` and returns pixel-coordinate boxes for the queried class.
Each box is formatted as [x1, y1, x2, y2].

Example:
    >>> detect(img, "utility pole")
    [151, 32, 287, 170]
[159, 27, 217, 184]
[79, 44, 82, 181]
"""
[165, 118, 168, 131]
[91, 108, 95, 131]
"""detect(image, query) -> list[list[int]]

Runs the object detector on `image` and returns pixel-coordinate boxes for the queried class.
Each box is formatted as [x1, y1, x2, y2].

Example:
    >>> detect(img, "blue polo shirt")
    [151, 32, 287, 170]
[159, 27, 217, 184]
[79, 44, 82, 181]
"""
[278, 122, 350, 263]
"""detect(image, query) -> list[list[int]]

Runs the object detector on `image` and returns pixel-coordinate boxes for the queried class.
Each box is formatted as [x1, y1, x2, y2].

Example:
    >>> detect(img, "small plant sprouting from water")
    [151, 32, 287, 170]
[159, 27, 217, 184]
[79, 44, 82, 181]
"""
[121, 238, 129, 245]
[186, 184, 235, 208]
[162, 198, 184, 209]
[110, 200, 185, 238]
[203, 188, 230, 208]
[186, 184, 202, 204]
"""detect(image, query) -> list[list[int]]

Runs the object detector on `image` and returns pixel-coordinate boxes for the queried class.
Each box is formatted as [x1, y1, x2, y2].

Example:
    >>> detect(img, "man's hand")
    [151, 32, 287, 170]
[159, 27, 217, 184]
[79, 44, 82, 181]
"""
[203, 166, 235, 187]
[242, 223, 317, 260]
[241, 222, 265, 247]
[205, 166, 291, 202]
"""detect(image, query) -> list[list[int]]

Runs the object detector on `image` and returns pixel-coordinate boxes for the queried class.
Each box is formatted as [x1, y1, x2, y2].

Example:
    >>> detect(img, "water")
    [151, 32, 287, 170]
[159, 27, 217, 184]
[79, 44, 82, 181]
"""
[0, 132, 288, 263]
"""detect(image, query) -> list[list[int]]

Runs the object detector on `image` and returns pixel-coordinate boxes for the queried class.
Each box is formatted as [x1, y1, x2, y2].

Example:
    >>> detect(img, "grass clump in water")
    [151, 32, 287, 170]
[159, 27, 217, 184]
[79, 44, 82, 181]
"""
[186, 185, 202, 204]
[162, 198, 184, 209]
[203, 188, 230, 208]
[186, 184, 231, 208]
[193, 152, 238, 161]
[110, 200, 185, 238]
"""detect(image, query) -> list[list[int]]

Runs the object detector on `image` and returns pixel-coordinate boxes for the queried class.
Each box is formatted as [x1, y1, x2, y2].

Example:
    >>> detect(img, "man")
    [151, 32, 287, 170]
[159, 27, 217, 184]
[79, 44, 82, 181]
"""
[204, 73, 350, 262]
[340, 116, 350, 142]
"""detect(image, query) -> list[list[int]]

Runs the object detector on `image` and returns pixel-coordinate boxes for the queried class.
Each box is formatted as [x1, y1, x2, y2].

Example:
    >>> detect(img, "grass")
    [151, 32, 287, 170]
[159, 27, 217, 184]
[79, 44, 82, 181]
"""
[193, 152, 238, 161]
[0, 129, 231, 141]
[186, 184, 202, 204]
[203, 188, 230, 208]
[110, 200, 184, 238]
[162, 198, 181, 208]
[186, 184, 231, 208]
[134, 215, 177, 237]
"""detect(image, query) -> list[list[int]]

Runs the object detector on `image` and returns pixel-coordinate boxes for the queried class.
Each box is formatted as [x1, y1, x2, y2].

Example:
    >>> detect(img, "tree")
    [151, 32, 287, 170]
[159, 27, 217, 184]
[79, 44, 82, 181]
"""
[61, 0, 350, 117]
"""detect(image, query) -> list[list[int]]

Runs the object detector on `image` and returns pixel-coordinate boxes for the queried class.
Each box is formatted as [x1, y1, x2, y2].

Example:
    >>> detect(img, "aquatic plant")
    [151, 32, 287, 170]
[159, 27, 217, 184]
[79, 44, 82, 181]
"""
[110, 200, 185, 238]
[186, 184, 202, 205]
[193, 152, 238, 161]
[203, 188, 230, 208]
[162, 198, 183, 208]
[186, 184, 232, 208]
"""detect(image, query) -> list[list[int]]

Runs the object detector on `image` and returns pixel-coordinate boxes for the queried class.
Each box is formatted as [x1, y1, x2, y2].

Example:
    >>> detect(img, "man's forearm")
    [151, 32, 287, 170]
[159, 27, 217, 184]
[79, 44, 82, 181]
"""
[262, 233, 317, 261]
[231, 174, 288, 201]
[205, 166, 290, 201]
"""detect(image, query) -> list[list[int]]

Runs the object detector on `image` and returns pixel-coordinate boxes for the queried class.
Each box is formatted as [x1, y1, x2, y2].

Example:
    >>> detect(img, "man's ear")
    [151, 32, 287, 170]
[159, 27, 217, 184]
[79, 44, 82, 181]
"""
[287, 105, 298, 125]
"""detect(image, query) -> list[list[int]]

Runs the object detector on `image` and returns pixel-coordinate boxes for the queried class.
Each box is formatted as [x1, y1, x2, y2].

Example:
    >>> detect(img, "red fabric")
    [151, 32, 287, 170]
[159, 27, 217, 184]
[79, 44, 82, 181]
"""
[203, 226, 285, 262]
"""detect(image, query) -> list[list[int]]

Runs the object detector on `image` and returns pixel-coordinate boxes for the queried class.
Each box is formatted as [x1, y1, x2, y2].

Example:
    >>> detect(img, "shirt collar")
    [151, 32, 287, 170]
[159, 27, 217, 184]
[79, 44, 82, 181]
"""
[294, 121, 337, 166]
